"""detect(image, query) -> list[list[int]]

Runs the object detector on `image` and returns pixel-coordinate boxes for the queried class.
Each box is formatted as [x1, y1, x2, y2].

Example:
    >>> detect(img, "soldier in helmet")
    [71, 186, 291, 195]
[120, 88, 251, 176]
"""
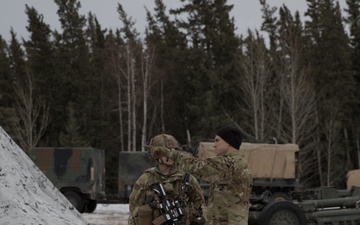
[128, 134, 205, 225]
[146, 126, 253, 225]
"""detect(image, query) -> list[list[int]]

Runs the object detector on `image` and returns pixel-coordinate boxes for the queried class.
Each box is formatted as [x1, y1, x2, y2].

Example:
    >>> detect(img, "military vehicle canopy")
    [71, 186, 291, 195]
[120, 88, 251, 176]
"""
[346, 169, 360, 190]
[198, 142, 299, 179]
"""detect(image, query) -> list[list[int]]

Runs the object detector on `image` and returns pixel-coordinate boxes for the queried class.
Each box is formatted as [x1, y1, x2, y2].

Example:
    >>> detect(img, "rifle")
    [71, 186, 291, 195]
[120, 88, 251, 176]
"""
[148, 182, 185, 225]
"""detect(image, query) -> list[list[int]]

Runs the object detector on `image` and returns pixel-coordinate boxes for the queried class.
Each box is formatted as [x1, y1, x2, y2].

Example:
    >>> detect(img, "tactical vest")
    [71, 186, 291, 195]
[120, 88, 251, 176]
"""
[140, 167, 194, 225]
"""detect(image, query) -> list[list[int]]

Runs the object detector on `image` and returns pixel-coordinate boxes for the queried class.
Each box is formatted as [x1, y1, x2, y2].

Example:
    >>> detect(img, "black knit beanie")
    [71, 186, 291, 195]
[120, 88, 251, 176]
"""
[215, 126, 243, 150]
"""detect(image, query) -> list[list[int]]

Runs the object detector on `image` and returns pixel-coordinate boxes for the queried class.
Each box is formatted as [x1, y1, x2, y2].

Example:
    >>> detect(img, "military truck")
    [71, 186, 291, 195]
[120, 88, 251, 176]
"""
[118, 151, 156, 202]
[198, 142, 301, 200]
[30, 147, 106, 213]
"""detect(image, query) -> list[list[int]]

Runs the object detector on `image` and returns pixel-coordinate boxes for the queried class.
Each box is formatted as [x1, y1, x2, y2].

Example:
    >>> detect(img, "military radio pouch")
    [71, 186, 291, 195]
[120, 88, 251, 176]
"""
[138, 204, 153, 225]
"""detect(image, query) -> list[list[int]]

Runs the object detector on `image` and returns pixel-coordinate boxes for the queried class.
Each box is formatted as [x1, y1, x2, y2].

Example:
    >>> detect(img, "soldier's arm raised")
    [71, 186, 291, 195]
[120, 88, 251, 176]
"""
[168, 149, 233, 182]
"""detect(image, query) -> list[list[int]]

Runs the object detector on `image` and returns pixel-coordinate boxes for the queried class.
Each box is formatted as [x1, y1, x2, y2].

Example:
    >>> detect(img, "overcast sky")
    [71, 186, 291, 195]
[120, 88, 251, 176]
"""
[0, 0, 347, 42]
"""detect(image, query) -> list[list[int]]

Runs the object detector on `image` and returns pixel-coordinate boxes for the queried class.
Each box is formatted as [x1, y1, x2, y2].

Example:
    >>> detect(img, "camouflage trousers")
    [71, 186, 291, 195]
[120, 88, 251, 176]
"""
[203, 206, 249, 225]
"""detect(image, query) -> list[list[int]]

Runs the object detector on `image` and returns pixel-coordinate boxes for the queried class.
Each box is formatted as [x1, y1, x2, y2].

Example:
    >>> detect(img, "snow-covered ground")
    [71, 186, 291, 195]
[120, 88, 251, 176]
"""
[0, 125, 133, 225]
[0, 126, 88, 225]
[83, 204, 130, 225]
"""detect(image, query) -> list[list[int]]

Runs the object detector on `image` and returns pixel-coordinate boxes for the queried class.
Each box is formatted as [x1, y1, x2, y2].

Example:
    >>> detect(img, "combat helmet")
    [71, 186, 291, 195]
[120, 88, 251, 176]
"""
[149, 134, 180, 150]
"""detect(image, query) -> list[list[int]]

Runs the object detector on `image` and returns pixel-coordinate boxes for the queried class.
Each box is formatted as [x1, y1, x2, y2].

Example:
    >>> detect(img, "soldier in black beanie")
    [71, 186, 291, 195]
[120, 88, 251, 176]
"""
[215, 125, 243, 150]
[145, 125, 253, 225]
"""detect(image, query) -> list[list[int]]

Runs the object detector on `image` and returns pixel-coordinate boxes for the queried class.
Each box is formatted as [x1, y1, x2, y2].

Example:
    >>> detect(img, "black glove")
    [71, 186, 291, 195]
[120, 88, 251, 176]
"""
[190, 216, 206, 225]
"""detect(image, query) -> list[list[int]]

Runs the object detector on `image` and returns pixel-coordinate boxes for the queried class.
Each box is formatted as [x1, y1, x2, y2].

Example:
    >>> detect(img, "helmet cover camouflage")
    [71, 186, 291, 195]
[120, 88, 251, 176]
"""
[149, 134, 180, 150]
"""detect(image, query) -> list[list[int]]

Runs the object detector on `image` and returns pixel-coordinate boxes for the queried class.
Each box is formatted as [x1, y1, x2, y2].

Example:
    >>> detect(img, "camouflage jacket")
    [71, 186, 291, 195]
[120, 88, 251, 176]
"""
[128, 165, 204, 225]
[168, 150, 253, 225]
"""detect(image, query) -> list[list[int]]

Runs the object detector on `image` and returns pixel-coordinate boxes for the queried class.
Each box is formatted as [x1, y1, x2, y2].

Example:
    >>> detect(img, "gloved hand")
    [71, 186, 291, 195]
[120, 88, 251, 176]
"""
[144, 145, 168, 159]
[190, 216, 206, 225]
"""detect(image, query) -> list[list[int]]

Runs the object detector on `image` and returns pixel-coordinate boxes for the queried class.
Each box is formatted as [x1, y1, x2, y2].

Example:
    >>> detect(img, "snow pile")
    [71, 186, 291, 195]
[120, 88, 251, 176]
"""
[0, 126, 88, 225]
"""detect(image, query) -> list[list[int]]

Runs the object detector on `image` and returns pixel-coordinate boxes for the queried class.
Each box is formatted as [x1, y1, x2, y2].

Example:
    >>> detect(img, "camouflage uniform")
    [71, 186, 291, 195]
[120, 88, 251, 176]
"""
[168, 149, 252, 225]
[128, 164, 204, 225]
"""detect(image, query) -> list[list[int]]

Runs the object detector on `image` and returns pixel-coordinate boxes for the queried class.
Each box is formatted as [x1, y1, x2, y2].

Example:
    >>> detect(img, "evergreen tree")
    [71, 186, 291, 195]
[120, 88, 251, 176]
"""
[170, 0, 240, 140]
[24, 5, 54, 95]
[0, 36, 12, 106]
[101, 30, 126, 193]
[59, 101, 90, 146]
[345, 0, 360, 79]
[260, 0, 279, 52]
[7, 30, 27, 145]
[102, 30, 125, 151]
[85, 13, 109, 148]
[344, 0, 360, 169]
[305, 0, 355, 187]
[8, 29, 27, 84]
[23, 5, 55, 146]
[52, 0, 90, 146]
[0, 35, 16, 137]
[145, 0, 190, 143]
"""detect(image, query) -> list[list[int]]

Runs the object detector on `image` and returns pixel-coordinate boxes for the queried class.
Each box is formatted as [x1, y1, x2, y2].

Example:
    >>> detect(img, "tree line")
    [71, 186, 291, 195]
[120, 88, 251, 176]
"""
[1, 0, 360, 192]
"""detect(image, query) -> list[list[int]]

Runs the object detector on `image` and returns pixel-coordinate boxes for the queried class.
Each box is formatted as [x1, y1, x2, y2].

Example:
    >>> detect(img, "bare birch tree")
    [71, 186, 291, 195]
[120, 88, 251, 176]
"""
[237, 30, 272, 141]
[321, 100, 343, 186]
[131, 55, 136, 152]
[118, 43, 136, 152]
[278, 39, 317, 145]
[117, 4, 141, 151]
[105, 36, 125, 152]
[13, 68, 50, 153]
[277, 49, 318, 186]
[140, 47, 155, 151]
[116, 54, 125, 152]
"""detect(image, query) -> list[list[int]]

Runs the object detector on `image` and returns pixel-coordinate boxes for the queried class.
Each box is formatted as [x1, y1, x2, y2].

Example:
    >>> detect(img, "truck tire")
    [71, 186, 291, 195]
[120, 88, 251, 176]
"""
[271, 192, 291, 201]
[64, 191, 84, 213]
[86, 200, 97, 213]
[258, 201, 307, 225]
